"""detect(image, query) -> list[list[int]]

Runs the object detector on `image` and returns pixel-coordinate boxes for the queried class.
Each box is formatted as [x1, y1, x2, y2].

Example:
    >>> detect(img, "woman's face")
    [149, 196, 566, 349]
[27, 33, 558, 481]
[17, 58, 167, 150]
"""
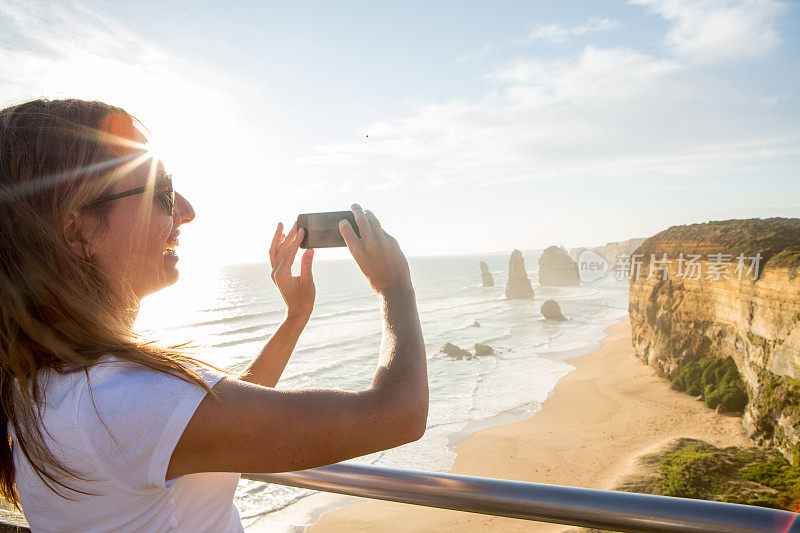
[85, 158, 195, 301]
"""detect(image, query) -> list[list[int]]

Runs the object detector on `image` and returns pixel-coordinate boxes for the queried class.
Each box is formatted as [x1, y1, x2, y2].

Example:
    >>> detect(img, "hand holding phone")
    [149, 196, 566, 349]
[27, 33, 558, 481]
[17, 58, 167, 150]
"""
[297, 211, 360, 249]
[269, 221, 315, 320]
[337, 205, 413, 295]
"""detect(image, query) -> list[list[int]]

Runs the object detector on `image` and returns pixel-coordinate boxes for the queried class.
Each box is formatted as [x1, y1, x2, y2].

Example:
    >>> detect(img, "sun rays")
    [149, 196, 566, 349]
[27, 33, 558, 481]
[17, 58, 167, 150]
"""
[0, 109, 164, 208]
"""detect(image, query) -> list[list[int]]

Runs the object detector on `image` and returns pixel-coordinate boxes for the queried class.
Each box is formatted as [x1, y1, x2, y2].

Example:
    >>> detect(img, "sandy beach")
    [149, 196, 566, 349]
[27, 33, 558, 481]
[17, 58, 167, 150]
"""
[309, 315, 750, 532]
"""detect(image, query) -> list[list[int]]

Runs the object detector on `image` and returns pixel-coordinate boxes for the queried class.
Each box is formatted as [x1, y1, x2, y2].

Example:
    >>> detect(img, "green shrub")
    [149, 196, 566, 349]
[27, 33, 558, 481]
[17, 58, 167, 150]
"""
[706, 384, 749, 412]
[672, 362, 703, 394]
[741, 453, 800, 509]
[637, 438, 800, 511]
[671, 357, 748, 411]
[660, 442, 727, 498]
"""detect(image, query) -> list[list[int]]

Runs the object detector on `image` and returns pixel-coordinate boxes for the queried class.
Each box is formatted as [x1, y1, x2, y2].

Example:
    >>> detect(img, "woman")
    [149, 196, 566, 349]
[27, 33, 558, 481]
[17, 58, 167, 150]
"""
[0, 99, 428, 531]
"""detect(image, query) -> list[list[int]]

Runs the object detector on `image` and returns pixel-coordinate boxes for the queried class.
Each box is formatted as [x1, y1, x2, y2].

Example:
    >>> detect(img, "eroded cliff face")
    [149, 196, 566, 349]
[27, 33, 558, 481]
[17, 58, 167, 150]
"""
[604, 238, 647, 268]
[628, 218, 800, 461]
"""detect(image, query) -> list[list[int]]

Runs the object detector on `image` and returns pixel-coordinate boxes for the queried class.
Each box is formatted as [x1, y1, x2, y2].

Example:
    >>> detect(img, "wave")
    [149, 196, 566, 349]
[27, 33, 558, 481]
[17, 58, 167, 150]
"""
[213, 327, 382, 361]
[419, 299, 506, 316]
[215, 322, 275, 337]
[290, 330, 381, 357]
[197, 299, 271, 315]
[475, 332, 514, 345]
[212, 335, 268, 349]
[236, 487, 313, 521]
[413, 284, 499, 303]
[315, 292, 375, 307]
[467, 358, 499, 417]
[281, 346, 380, 382]
[312, 305, 378, 321]
[161, 309, 283, 332]
[535, 286, 600, 300]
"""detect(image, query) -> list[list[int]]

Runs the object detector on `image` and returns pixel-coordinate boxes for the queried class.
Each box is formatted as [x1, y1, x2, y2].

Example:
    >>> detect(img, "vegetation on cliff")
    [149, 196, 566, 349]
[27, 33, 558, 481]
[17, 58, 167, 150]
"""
[759, 373, 800, 423]
[770, 246, 800, 271]
[616, 438, 800, 510]
[635, 217, 800, 271]
[671, 356, 748, 412]
[750, 371, 800, 457]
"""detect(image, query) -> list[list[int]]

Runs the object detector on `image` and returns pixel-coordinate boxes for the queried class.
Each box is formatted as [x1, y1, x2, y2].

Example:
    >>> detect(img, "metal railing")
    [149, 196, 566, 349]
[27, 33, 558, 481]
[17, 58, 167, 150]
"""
[243, 463, 800, 533]
[3, 463, 798, 531]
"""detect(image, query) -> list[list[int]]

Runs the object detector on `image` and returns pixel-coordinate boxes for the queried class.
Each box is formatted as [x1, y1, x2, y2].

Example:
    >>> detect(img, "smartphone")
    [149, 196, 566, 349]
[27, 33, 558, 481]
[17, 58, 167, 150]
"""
[297, 210, 361, 249]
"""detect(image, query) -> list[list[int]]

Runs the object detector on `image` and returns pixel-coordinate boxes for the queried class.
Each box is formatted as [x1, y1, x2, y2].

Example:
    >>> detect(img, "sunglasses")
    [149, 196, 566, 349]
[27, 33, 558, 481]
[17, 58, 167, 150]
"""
[90, 173, 174, 216]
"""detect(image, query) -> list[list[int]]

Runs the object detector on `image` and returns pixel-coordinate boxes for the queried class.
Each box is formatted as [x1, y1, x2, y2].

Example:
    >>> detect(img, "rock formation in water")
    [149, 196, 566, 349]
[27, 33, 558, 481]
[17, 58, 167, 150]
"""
[538, 246, 580, 286]
[440, 342, 472, 359]
[628, 218, 800, 461]
[474, 343, 494, 356]
[541, 299, 567, 321]
[480, 261, 494, 287]
[504, 249, 535, 299]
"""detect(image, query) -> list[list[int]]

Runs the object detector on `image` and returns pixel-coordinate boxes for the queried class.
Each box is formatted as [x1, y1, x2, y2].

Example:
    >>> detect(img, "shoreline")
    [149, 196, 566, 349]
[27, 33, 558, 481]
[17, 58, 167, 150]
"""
[243, 312, 625, 532]
[244, 316, 622, 532]
[307, 315, 750, 532]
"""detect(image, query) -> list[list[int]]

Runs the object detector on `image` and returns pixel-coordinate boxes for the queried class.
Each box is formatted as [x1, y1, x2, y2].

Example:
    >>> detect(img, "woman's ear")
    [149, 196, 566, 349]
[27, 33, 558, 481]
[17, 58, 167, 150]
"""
[63, 211, 94, 259]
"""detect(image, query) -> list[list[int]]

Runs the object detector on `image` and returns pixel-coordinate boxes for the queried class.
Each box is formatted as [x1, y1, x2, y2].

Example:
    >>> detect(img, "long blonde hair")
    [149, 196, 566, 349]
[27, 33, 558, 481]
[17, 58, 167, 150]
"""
[0, 99, 226, 510]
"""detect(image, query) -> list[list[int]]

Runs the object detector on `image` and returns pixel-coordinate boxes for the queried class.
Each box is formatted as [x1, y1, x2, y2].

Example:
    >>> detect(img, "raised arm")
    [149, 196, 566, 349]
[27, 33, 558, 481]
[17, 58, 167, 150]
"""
[167, 205, 428, 478]
[239, 222, 315, 388]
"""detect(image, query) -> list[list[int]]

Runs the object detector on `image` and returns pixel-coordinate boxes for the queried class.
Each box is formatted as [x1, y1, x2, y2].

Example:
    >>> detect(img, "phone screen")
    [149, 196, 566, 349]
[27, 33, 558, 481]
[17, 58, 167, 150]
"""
[297, 211, 360, 248]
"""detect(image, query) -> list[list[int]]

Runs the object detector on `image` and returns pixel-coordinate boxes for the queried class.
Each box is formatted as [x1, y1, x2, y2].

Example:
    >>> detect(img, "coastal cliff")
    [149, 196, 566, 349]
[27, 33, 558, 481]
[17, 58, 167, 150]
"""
[628, 218, 800, 461]
[570, 239, 645, 270]
[604, 237, 647, 268]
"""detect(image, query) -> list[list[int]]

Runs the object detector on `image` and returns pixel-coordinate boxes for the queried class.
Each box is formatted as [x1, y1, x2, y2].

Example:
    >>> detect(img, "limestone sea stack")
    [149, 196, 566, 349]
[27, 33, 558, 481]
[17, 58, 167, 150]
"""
[504, 249, 535, 299]
[628, 218, 800, 461]
[541, 299, 567, 321]
[480, 261, 494, 287]
[538, 246, 580, 286]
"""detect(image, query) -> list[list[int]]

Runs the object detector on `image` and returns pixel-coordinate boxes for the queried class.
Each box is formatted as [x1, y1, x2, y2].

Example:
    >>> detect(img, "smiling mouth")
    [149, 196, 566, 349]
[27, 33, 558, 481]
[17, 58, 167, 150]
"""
[164, 240, 178, 257]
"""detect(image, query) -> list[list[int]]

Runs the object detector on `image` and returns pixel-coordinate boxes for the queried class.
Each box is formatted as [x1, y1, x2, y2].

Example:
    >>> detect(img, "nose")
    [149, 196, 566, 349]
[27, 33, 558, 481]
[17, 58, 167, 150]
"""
[173, 191, 195, 225]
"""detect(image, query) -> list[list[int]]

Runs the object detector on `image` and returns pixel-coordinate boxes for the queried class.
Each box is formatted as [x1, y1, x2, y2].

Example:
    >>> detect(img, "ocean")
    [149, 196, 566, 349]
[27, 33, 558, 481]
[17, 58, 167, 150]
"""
[134, 250, 629, 531]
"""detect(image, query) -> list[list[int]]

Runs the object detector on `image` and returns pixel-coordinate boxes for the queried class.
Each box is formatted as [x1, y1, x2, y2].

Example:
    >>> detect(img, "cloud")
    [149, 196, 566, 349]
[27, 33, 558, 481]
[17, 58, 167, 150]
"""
[457, 17, 619, 62]
[630, 0, 788, 63]
[303, 45, 798, 188]
[0, 1, 261, 150]
[528, 17, 620, 43]
[0, 2, 167, 96]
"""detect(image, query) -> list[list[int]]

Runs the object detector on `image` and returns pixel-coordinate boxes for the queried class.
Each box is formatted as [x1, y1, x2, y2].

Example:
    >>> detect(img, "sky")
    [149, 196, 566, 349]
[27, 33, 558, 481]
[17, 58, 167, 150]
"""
[1, 0, 798, 266]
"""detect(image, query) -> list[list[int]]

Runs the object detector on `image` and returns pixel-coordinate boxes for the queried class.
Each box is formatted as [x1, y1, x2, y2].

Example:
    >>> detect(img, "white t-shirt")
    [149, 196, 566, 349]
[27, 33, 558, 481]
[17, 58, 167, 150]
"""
[9, 355, 244, 532]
